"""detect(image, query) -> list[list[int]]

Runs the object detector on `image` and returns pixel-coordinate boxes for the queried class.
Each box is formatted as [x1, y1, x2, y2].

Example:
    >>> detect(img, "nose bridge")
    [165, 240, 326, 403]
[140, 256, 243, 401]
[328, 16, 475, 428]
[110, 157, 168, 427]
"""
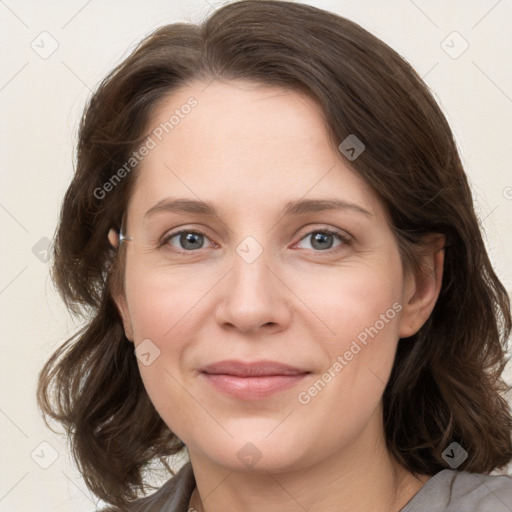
[215, 235, 290, 333]
[230, 238, 275, 306]
[232, 243, 270, 291]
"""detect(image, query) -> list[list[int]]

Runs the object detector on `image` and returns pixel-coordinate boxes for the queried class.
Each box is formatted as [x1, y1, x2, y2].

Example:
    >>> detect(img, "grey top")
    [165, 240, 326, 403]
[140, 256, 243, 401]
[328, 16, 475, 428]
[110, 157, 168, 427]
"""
[104, 462, 512, 511]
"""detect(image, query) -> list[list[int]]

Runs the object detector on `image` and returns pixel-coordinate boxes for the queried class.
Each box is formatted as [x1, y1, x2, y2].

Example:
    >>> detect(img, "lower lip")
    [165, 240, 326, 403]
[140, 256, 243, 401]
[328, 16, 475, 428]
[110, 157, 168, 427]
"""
[202, 373, 308, 400]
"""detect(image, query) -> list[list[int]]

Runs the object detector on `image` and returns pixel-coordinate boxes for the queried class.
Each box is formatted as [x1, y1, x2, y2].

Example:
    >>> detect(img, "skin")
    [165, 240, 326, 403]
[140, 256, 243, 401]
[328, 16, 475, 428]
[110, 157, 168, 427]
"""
[109, 80, 445, 512]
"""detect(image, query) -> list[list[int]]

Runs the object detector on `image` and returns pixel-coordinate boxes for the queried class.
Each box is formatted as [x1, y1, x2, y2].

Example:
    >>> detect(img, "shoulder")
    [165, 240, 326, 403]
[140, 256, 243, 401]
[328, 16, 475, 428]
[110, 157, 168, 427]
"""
[447, 470, 512, 511]
[97, 462, 196, 512]
[402, 469, 512, 512]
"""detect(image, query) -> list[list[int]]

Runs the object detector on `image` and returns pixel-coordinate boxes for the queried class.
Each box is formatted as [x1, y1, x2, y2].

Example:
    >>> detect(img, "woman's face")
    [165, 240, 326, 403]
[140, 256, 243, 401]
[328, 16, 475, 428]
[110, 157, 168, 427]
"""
[115, 80, 430, 472]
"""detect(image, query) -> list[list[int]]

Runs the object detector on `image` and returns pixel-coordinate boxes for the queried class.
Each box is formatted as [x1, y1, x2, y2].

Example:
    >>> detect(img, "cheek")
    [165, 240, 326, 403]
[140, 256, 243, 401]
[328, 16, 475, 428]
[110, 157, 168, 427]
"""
[123, 256, 216, 341]
[299, 258, 403, 349]
[296, 257, 404, 403]
[122, 261, 225, 422]
[123, 268, 202, 434]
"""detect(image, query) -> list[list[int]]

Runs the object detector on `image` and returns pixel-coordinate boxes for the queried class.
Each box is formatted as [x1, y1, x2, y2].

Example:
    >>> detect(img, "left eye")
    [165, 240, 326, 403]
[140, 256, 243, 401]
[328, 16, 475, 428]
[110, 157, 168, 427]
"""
[296, 230, 347, 251]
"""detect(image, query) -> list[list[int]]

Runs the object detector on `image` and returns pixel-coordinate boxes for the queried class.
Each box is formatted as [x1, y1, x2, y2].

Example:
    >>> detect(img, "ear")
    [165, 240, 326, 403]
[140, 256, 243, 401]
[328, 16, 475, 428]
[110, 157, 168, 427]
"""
[115, 294, 134, 342]
[398, 234, 445, 338]
[108, 228, 119, 249]
[108, 228, 134, 342]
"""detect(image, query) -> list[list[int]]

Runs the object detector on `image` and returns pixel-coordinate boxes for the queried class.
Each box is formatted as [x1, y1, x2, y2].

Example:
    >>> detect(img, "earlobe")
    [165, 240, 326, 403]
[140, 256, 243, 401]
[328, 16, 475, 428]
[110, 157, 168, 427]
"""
[398, 235, 445, 339]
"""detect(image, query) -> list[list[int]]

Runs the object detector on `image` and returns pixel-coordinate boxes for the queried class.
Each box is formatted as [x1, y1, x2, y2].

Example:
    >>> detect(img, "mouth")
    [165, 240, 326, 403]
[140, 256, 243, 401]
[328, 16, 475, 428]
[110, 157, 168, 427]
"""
[200, 359, 311, 400]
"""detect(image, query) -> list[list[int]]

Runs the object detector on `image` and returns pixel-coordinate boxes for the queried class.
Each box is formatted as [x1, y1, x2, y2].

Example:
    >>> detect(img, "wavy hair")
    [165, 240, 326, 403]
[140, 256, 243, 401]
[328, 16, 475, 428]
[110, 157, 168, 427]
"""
[37, 0, 512, 507]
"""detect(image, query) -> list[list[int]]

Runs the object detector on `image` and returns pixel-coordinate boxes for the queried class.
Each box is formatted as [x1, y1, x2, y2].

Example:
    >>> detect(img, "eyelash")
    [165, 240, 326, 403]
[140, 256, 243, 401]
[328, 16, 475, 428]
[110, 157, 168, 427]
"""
[159, 227, 352, 255]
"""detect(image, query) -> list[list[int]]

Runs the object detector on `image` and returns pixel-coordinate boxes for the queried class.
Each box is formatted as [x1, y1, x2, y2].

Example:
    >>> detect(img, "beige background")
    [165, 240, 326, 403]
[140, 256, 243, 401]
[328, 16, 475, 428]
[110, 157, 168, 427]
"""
[0, 0, 511, 510]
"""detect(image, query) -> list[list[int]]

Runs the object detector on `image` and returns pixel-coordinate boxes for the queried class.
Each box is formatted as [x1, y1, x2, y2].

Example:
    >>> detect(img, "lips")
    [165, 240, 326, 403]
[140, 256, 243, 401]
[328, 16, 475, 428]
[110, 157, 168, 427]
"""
[200, 360, 310, 400]
[200, 359, 310, 377]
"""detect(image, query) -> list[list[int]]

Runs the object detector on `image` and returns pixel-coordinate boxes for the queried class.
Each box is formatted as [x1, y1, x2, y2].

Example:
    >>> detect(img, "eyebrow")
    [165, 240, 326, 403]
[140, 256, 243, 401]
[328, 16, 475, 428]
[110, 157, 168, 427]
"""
[144, 197, 373, 218]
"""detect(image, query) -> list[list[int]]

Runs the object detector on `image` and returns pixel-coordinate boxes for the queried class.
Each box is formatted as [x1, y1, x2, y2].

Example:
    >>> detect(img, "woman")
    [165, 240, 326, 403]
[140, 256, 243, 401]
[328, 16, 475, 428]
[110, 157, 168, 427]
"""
[38, 1, 512, 511]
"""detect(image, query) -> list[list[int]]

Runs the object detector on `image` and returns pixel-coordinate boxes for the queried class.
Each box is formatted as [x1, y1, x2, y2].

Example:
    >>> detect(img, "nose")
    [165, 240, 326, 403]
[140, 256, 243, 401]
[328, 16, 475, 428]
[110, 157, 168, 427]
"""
[214, 247, 292, 335]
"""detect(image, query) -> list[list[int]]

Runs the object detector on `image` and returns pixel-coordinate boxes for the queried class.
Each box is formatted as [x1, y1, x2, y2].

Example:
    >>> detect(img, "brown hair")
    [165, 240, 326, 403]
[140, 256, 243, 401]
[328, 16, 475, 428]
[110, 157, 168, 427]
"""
[37, 0, 512, 507]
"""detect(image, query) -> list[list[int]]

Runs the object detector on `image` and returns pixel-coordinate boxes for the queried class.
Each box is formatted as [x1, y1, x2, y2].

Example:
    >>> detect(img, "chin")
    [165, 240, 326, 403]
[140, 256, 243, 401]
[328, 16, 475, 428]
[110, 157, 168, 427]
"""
[191, 428, 315, 474]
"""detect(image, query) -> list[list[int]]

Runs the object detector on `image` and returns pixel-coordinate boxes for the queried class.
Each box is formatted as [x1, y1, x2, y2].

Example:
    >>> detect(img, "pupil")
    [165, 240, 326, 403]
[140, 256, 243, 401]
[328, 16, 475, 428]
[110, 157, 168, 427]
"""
[181, 232, 203, 250]
[311, 232, 333, 250]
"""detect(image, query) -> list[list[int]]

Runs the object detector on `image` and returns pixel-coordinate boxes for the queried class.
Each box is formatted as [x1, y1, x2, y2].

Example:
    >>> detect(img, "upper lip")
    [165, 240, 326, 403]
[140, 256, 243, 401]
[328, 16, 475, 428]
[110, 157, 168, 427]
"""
[200, 360, 310, 377]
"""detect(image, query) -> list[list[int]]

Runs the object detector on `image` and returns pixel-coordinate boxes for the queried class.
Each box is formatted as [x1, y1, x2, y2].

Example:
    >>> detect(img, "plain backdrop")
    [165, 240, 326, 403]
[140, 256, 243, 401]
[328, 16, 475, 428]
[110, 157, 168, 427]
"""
[0, 0, 511, 510]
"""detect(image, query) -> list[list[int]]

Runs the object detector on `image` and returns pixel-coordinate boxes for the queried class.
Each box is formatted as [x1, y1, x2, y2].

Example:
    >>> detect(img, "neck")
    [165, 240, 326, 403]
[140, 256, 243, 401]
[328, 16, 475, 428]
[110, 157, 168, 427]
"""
[187, 410, 430, 512]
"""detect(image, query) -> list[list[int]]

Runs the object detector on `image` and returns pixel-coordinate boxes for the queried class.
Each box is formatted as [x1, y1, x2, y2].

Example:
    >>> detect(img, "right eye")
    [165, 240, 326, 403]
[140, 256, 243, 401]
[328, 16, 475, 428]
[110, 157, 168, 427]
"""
[161, 230, 216, 252]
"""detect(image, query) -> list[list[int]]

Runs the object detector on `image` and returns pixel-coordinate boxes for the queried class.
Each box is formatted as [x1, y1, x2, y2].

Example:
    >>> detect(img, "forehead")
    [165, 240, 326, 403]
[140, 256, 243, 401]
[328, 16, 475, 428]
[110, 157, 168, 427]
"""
[145, 79, 333, 164]
[128, 80, 382, 220]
